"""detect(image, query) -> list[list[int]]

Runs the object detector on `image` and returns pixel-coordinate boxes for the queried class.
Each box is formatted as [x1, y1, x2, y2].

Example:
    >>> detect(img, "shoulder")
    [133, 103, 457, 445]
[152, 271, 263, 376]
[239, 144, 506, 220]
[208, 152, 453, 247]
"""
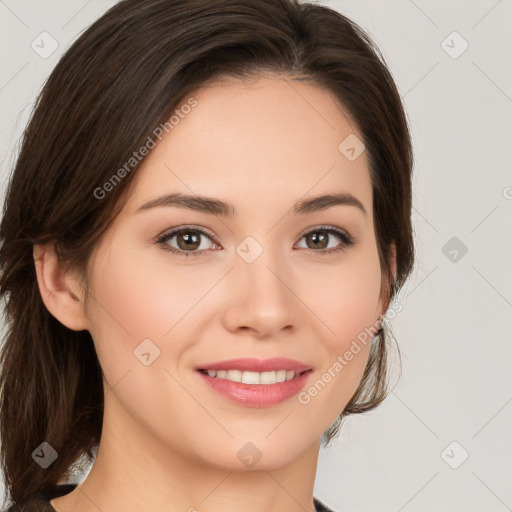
[3, 484, 78, 512]
[314, 496, 337, 512]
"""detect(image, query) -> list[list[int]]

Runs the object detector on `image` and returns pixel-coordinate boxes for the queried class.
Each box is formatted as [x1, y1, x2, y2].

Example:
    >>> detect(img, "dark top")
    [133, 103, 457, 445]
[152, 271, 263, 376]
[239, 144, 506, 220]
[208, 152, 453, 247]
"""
[4, 483, 336, 512]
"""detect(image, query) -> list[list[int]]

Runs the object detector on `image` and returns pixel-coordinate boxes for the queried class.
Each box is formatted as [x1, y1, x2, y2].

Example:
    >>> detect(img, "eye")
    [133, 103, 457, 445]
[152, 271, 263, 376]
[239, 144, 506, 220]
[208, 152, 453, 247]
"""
[156, 224, 355, 258]
[295, 226, 355, 256]
[156, 226, 219, 258]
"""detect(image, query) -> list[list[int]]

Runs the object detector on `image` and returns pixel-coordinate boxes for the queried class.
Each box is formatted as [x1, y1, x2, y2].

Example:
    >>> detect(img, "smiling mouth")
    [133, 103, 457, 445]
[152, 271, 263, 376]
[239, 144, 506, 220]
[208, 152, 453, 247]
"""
[197, 368, 311, 385]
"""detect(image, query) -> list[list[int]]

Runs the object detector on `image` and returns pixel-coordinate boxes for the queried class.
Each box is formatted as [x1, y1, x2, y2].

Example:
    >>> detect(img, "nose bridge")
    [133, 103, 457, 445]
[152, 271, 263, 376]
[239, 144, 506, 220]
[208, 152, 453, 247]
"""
[238, 237, 289, 300]
[225, 235, 296, 334]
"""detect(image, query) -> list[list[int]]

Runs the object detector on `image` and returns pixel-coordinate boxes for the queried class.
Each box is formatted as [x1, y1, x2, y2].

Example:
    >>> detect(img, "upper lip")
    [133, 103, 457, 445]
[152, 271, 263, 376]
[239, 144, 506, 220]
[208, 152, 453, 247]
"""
[196, 357, 312, 373]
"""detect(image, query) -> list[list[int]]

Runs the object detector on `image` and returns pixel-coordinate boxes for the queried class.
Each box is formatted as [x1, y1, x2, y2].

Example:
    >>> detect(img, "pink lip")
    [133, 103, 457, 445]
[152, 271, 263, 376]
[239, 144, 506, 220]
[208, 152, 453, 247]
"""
[196, 369, 313, 408]
[195, 357, 312, 373]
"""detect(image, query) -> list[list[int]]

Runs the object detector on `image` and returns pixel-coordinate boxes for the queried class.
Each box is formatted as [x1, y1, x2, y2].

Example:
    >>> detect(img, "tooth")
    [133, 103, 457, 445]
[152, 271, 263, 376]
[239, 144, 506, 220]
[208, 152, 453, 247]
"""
[275, 370, 286, 382]
[208, 369, 301, 383]
[226, 370, 242, 382]
[259, 371, 276, 384]
[241, 371, 260, 384]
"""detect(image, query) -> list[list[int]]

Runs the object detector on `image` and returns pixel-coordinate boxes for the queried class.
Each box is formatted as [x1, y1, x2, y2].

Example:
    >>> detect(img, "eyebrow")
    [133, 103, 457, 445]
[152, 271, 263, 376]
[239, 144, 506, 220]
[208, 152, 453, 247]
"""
[137, 191, 367, 217]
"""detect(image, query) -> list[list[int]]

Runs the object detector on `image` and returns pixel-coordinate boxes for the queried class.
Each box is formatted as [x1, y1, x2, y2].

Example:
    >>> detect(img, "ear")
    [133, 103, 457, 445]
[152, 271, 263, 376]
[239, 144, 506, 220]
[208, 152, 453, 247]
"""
[33, 242, 89, 331]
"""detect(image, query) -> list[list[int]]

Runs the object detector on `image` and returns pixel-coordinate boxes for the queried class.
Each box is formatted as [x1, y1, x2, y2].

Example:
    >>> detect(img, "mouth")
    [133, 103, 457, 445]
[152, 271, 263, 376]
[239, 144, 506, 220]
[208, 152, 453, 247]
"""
[195, 366, 314, 407]
[197, 368, 312, 385]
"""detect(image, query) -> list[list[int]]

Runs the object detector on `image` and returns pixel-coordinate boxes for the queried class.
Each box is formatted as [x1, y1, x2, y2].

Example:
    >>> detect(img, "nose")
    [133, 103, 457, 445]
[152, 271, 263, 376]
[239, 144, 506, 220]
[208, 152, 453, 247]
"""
[221, 246, 297, 338]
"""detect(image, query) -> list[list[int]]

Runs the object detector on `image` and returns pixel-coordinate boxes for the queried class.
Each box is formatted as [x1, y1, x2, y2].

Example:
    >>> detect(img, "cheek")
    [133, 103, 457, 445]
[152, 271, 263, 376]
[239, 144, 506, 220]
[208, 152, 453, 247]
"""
[88, 241, 205, 336]
[329, 265, 381, 343]
[293, 253, 382, 430]
[283, 246, 382, 412]
[85, 239, 224, 384]
[85, 243, 177, 373]
[296, 246, 383, 348]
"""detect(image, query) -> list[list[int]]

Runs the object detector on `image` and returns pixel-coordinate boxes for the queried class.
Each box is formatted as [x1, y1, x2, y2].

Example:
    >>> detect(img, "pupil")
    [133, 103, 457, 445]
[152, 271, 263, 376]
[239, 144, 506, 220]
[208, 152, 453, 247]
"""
[309, 231, 327, 249]
[178, 231, 200, 250]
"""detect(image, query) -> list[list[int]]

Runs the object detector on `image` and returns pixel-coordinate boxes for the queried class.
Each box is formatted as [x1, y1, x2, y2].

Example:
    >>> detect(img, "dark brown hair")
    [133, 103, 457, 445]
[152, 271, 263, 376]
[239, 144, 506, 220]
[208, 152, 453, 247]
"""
[0, 0, 414, 505]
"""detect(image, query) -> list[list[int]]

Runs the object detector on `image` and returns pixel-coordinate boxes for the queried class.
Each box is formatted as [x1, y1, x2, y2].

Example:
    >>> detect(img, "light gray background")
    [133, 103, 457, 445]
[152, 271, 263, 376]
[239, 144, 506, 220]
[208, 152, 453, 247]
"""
[1, 1, 511, 511]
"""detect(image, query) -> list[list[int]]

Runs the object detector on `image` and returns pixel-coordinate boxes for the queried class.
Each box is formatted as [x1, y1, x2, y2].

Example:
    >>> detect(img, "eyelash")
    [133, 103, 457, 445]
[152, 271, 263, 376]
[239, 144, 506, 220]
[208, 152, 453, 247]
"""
[155, 225, 355, 259]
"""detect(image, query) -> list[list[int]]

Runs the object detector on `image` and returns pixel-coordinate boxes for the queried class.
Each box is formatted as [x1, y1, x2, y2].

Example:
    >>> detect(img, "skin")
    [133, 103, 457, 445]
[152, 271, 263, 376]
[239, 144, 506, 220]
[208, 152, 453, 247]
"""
[34, 73, 396, 512]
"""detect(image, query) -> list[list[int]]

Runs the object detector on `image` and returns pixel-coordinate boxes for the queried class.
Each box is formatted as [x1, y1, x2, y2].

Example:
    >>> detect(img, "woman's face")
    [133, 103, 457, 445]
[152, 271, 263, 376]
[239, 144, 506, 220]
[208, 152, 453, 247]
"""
[83, 74, 389, 471]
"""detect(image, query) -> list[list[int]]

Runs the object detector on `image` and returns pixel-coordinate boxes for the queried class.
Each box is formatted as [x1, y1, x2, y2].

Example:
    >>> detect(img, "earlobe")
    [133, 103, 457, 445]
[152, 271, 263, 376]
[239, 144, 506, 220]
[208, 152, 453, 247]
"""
[33, 242, 89, 331]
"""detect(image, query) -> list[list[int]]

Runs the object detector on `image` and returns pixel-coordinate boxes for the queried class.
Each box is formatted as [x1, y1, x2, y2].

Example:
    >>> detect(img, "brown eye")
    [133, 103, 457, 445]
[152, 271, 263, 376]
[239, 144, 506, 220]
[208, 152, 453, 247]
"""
[175, 230, 202, 251]
[156, 226, 218, 258]
[296, 226, 355, 255]
[304, 230, 329, 250]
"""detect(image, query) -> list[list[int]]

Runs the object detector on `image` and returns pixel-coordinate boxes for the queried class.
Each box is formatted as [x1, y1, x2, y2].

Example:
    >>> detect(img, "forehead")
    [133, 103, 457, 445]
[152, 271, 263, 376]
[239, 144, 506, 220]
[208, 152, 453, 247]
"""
[123, 74, 373, 219]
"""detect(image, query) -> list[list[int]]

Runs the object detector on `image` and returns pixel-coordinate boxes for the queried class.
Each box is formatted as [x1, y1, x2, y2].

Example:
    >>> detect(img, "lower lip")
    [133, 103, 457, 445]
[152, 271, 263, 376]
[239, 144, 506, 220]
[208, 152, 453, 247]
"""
[196, 370, 313, 407]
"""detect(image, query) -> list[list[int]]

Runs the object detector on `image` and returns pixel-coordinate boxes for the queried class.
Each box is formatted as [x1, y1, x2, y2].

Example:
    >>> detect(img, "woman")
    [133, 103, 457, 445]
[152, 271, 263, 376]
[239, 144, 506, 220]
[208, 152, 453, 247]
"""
[0, 0, 414, 511]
